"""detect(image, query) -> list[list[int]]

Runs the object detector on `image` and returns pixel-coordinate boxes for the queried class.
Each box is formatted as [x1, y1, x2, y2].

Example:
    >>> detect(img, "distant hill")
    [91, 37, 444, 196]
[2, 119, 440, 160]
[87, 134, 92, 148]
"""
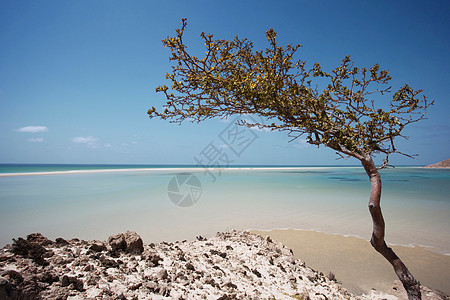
[424, 158, 450, 168]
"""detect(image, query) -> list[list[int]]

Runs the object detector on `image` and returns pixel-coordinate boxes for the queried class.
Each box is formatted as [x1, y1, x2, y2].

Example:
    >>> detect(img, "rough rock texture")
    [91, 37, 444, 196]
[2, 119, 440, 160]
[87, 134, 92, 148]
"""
[424, 158, 450, 168]
[107, 231, 144, 255]
[0, 230, 447, 300]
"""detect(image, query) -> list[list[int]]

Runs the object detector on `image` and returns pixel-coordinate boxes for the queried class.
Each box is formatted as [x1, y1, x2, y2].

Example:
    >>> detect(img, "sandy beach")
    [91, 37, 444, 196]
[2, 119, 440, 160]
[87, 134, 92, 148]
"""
[0, 166, 336, 177]
[251, 229, 450, 296]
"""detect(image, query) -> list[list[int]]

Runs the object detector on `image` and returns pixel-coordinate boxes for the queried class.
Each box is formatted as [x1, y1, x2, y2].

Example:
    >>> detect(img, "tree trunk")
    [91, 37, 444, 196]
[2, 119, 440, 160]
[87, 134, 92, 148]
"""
[361, 156, 421, 300]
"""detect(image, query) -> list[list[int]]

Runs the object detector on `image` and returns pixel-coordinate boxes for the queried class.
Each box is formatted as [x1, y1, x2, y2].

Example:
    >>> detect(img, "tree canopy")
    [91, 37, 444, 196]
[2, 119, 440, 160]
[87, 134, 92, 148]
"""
[148, 19, 432, 168]
[149, 19, 435, 299]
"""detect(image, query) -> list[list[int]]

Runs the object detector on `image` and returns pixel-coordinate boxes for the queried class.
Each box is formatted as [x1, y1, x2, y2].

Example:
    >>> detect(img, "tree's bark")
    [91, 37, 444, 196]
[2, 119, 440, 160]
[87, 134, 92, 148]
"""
[361, 155, 421, 300]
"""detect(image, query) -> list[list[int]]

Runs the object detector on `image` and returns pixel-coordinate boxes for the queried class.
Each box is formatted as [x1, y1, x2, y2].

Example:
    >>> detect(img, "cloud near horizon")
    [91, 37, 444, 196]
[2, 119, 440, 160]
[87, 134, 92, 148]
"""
[70, 136, 99, 148]
[15, 126, 48, 133]
[28, 138, 44, 143]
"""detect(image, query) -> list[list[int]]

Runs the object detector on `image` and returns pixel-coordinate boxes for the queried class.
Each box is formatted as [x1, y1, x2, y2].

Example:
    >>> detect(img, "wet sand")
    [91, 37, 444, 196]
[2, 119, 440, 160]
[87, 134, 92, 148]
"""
[251, 229, 450, 295]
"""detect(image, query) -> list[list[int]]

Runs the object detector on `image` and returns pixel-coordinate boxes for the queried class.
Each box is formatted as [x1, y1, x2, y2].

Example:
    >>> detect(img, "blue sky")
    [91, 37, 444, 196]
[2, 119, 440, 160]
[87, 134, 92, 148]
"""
[0, 0, 449, 166]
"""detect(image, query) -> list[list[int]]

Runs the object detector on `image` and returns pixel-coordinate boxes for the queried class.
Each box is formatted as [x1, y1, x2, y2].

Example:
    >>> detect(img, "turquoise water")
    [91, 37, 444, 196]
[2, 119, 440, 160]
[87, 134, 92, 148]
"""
[0, 165, 449, 254]
[0, 164, 193, 173]
[0, 164, 355, 173]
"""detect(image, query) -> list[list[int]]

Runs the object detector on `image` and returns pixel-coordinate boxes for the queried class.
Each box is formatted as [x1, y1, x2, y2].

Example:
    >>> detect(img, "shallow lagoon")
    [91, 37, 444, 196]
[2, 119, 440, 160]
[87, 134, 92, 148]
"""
[0, 166, 449, 255]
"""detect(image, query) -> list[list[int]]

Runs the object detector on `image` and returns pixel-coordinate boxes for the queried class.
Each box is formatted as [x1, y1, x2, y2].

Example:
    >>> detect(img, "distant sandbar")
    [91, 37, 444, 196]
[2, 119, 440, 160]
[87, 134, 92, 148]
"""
[0, 166, 354, 177]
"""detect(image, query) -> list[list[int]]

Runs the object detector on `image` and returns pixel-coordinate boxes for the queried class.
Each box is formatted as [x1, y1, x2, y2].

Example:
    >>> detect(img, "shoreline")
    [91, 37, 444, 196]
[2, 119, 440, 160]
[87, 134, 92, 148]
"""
[424, 167, 450, 169]
[251, 229, 450, 296]
[248, 227, 450, 256]
[0, 165, 431, 177]
[0, 166, 363, 177]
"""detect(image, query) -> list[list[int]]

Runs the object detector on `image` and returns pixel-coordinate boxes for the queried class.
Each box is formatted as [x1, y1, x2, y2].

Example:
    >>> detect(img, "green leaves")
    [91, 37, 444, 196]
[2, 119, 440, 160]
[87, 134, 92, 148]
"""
[149, 19, 433, 165]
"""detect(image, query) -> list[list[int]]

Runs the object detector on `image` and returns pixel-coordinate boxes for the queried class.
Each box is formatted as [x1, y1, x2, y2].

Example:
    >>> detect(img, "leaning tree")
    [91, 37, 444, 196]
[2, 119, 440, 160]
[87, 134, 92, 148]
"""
[148, 19, 433, 299]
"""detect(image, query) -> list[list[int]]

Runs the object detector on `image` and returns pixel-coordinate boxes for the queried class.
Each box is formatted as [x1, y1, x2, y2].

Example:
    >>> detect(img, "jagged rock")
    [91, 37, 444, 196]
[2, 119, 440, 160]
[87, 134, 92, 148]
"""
[36, 271, 59, 284]
[156, 268, 169, 281]
[0, 254, 11, 262]
[40, 286, 70, 300]
[142, 250, 162, 266]
[1, 270, 23, 285]
[185, 262, 195, 271]
[52, 256, 66, 266]
[217, 294, 235, 300]
[210, 249, 227, 258]
[129, 282, 142, 290]
[55, 238, 69, 246]
[0, 276, 19, 300]
[84, 274, 98, 286]
[60, 275, 84, 291]
[11, 237, 50, 266]
[252, 268, 262, 278]
[1, 230, 447, 299]
[26, 233, 52, 246]
[10, 238, 31, 257]
[18, 279, 42, 300]
[101, 257, 119, 268]
[83, 264, 94, 272]
[203, 277, 219, 288]
[327, 272, 336, 282]
[224, 280, 237, 289]
[144, 281, 158, 292]
[89, 243, 107, 252]
[108, 231, 143, 254]
[108, 234, 126, 253]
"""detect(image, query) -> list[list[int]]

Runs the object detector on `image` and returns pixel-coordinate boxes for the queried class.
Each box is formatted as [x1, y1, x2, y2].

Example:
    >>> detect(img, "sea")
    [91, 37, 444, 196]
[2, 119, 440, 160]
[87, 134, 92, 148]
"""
[0, 164, 449, 254]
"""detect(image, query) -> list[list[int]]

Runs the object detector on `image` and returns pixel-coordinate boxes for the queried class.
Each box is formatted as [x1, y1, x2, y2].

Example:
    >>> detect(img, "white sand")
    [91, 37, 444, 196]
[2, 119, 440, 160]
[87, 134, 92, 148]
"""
[0, 166, 356, 177]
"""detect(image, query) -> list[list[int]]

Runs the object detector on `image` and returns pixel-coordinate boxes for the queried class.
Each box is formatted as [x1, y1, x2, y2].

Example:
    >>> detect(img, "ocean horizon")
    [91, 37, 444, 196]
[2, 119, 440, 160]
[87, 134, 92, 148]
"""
[0, 163, 428, 173]
[0, 163, 366, 173]
[1, 164, 449, 256]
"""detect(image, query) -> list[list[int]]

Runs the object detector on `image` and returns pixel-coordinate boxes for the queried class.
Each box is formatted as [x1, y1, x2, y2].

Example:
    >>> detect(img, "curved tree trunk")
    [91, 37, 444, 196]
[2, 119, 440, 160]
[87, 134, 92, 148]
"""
[360, 156, 421, 300]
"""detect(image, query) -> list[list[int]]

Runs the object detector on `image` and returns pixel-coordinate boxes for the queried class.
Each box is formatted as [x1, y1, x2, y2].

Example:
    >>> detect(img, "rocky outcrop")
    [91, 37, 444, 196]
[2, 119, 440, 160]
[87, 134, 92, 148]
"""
[0, 230, 447, 299]
[107, 231, 144, 255]
[424, 158, 450, 168]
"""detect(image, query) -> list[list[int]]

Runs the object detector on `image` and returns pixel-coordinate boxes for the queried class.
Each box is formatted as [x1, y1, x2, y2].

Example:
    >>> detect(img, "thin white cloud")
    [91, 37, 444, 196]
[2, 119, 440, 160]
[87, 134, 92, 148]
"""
[71, 136, 99, 148]
[15, 126, 48, 133]
[71, 136, 98, 143]
[28, 138, 44, 143]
